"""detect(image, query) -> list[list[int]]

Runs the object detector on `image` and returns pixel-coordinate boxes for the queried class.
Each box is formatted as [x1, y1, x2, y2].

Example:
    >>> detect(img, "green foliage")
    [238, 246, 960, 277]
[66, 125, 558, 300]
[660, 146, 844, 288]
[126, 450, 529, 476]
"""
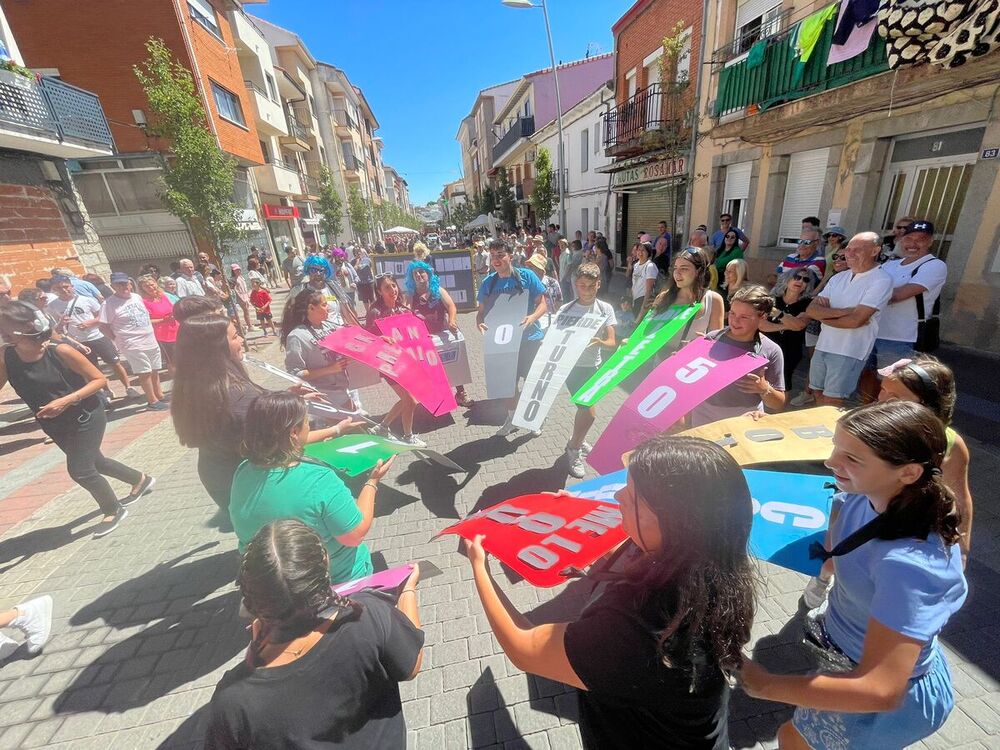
[496, 169, 517, 229]
[658, 21, 690, 84]
[530, 147, 555, 226]
[374, 200, 421, 232]
[481, 185, 497, 214]
[317, 165, 343, 241]
[347, 183, 371, 238]
[134, 37, 245, 250]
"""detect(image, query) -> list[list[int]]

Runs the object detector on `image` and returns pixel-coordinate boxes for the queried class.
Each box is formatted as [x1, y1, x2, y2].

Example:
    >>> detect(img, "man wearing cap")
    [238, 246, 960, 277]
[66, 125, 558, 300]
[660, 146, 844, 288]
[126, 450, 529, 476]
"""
[860, 220, 947, 398]
[175, 258, 205, 298]
[99, 273, 167, 411]
[51, 268, 103, 302]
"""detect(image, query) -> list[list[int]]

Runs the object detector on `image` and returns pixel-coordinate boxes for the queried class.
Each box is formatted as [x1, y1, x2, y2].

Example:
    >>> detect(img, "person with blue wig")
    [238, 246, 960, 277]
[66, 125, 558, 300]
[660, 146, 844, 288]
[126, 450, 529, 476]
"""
[295, 255, 360, 327]
[406, 260, 473, 408]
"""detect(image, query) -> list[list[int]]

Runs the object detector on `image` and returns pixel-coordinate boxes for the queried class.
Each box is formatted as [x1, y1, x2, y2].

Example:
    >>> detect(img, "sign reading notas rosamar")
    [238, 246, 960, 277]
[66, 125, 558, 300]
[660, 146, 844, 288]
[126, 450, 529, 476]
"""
[611, 157, 687, 188]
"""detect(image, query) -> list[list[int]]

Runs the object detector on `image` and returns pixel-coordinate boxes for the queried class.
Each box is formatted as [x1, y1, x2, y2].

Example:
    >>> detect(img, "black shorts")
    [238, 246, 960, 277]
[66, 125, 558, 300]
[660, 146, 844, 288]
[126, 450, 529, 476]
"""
[84, 336, 120, 367]
[158, 340, 176, 366]
[256, 311, 273, 322]
[565, 366, 599, 396]
[358, 282, 375, 303]
[516, 337, 542, 380]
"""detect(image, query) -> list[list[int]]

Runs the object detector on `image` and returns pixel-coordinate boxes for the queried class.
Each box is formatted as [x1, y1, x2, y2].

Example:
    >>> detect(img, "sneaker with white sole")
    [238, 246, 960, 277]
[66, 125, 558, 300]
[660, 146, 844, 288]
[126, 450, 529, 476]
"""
[11, 595, 53, 655]
[399, 434, 427, 448]
[566, 441, 593, 456]
[802, 575, 832, 609]
[495, 414, 519, 437]
[566, 448, 586, 479]
[93, 507, 128, 538]
[790, 391, 816, 407]
[0, 633, 19, 663]
[121, 475, 156, 507]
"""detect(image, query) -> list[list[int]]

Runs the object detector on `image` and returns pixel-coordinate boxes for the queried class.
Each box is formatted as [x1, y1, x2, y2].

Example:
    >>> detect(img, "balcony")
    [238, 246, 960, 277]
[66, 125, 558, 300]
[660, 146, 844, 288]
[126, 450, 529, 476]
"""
[243, 80, 286, 136]
[0, 71, 114, 158]
[227, 3, 268, 56]
[298, 172, 320, 198]
[333, 108, 357, 134]
[603, 81, 689, 158]
[713, 11, 888, 119]
[252, 158, 301, 196]
[493, 116, 534, 163]
[280, 113, 312, 151]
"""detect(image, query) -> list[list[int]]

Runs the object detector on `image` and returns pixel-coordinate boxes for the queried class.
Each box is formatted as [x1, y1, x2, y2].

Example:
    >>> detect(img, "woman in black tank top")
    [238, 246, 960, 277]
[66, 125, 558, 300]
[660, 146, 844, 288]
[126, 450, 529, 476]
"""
[1, 301, 153, 538]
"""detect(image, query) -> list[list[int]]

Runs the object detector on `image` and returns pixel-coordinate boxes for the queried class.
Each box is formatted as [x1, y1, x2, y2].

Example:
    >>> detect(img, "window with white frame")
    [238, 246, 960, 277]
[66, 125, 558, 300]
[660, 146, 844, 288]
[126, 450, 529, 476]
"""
[593, 122, 600, 153]
[676, 27, 693, 83]
[625, 68, 637, 98]
[581, 127, 589, 172]
[188, 0, 221, 37]
[734, 0, 783, 57]
[211, 81, 246, 127]
[581, 207, 589, 234]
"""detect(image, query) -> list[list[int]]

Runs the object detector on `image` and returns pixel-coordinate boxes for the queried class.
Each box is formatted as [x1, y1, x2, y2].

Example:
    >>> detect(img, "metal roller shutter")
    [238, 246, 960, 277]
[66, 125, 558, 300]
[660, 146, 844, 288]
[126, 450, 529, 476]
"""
[99, 229, 197, 275]
[724, 162, 752, 204]
[736, 0, 782, 31]
[778, 148, 830, 246]
[625, 185, 681, 247]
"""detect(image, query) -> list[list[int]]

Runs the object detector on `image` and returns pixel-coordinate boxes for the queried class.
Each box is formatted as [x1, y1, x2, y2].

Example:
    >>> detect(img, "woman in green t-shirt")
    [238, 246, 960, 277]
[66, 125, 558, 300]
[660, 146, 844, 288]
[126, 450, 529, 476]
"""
[229, 392, 394, 584]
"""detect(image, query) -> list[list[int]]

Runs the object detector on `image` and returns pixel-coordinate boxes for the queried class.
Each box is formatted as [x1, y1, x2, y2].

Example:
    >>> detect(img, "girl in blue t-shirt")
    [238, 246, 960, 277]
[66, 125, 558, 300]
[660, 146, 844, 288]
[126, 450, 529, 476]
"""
[740, 400, 967, 749]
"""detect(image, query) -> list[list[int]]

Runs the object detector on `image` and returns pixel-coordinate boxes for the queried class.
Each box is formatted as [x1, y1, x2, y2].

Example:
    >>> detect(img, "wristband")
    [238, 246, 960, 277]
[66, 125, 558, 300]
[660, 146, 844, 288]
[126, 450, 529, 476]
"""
[364, 481, 378, 492]
[398, 589, 417, 598]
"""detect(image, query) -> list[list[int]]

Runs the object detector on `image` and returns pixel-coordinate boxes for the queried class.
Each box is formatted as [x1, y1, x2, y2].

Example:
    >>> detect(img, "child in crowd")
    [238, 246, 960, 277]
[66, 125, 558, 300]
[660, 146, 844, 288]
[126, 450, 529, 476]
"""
[617, 294, 636, 339]
[249, 279, 276, 336]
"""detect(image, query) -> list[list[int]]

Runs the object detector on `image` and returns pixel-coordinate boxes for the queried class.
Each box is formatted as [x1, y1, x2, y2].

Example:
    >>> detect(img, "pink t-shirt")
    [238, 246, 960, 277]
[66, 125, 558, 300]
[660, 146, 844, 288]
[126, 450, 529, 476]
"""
[142, 294, 179, 343]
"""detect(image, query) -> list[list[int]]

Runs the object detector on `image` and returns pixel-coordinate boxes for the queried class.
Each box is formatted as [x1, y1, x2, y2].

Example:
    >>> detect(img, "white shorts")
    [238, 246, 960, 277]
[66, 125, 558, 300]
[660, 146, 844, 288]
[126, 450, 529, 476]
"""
[122, 347, 163, 374]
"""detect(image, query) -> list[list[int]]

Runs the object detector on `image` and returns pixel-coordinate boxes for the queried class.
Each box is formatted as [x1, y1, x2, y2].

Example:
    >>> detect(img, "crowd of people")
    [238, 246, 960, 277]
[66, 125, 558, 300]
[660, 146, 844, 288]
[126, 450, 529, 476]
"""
[0, 212, 977, 748]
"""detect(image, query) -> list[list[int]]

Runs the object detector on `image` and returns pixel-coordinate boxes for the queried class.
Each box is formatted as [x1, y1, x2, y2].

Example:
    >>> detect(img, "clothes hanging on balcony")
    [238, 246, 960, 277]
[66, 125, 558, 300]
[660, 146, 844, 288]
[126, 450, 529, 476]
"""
[829, 0, 880, 63]
[796, 3, 839, 63]
[747, 38, 769, 69]
[877, 0, 1000, 69]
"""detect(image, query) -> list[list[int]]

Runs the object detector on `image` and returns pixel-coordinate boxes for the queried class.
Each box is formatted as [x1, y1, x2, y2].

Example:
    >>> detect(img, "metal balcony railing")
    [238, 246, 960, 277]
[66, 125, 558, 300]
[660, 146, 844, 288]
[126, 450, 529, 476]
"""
[0, 71, 114, 151]
[267, 156, 298, 172]
[243, 79, 275, 102]
[299, 173, 320, 195]
[285, 113, 310, 140]
[603, 81, 689, 155]
[493, 116, 534, 162]
[713, 13, 889, 118]
[711, 7, 791, 65]
[333, 109, 357, 130]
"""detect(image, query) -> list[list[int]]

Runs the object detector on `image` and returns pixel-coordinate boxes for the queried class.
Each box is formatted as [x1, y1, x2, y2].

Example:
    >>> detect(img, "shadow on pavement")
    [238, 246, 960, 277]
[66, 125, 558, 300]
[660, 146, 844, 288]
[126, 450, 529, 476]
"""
[394, 459, 466, 519]
[0, 511, 100, 574]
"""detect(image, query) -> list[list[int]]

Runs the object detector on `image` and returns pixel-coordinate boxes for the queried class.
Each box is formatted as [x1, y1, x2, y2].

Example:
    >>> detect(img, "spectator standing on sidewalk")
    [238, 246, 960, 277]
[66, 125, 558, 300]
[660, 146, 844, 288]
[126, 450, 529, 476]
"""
[281, 246, 305, 289]
[806, 232, 893, 405]
[99, 273, 168, 411]
[778, 227, 826, 278]
[0, 595, 53, 662]
[47, 275, 136, 400]
[710, 213, 748, 251]
[0, 301, 154, 537]
[249, 279, 277, 337]
[205, 520, 424, 750]
[228, 265, 254, 330]
[137, 275, 179, 376]
[175, 258, 206, 298]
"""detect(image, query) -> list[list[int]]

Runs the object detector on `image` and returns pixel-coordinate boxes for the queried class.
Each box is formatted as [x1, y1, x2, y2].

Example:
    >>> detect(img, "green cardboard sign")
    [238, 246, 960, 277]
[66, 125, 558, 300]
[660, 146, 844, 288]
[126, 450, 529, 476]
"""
[304, 434, 415, 476]
[571, 303, 702, 407]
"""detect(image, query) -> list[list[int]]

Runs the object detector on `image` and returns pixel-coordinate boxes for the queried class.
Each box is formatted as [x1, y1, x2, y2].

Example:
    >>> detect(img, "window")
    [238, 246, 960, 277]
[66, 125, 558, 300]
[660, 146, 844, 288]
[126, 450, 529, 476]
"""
[259, 140, 270, 163]
[105, 171, 165, 213]
[341, 141, 355, 169]
[625, 68, 637, 98]
[581, 127, 589, 172]
[734, 0, 783, 56]
[188, 0, 221, 38]
[676, 27, 693, 83]
[308, 95, 316, 118]
[211, 81, 246, 127]
[74, 173, 117, 216]
[265, 73, 277, 101]
[593, 123, 600, 154]
[581, 207, 589, 234]
[778, 148, 830, 246]
[723, 161, 752, 229]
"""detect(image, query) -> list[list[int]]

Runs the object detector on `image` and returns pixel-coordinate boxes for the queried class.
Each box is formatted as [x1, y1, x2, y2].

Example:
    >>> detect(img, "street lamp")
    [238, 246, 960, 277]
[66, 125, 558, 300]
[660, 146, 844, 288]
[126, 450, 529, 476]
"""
[502, 0, 566, 234]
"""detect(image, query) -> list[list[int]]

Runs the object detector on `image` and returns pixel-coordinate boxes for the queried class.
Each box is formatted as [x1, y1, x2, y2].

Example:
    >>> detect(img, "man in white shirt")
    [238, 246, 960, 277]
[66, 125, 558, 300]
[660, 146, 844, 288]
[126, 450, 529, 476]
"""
[48, 275, 136, 400]
[175, 258, 205, 298]
[806, 232, 893, 406]
[99, 273, 168, 411]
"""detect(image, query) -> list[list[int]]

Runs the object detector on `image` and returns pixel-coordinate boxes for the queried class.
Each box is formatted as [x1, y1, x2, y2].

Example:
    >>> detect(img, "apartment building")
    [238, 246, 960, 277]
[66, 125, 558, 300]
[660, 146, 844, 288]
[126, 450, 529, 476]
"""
[440, 179, 467, 225]
[531, 84, 618, 249]
[691, 0, 1000, 353]
[0, 5, 115, 289]
[383, 165, 410, 214]
[491, 54, 613, 229]
[455, 80, 519, 200]
[3, 0, 269, 273]
[602, 0, 702, 255]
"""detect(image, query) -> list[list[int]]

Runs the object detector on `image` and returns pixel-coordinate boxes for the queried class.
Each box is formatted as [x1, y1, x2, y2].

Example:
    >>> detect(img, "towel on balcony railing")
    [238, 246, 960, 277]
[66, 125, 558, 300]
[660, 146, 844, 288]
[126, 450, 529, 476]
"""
[829, 0, 880, 64]
[877, 0, 1000, 69]
[796, 3, 839, 63]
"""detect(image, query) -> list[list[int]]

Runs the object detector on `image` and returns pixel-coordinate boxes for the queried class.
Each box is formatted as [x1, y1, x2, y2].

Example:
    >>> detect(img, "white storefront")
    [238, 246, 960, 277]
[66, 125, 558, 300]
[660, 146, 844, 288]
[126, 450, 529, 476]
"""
[531, 85, 617, 244]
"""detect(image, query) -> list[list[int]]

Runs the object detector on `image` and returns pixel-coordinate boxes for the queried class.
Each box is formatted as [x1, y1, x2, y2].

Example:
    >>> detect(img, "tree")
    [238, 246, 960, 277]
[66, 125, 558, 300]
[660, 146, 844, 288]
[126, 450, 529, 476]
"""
[481, 184, 497, 214]
[496, 169, 517, 229]
[531, 146, 556, 227]
[317, 165, 343, 241]
[347, 183, 371, 238]
[134, 38, 245, 252]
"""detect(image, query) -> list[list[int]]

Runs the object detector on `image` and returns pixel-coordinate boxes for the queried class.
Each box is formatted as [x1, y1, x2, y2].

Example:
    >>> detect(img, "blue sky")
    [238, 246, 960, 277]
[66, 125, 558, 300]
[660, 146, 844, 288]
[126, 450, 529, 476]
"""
[250, 0, 635, 206]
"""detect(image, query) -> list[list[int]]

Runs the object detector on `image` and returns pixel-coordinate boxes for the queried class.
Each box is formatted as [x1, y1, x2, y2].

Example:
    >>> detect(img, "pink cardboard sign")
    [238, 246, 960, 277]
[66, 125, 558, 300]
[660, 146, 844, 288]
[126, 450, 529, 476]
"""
[319, 326, 438, 413]
[333, 564, 414, 597]
[587, 337, 766, 474]
[376, 313, 457, 416]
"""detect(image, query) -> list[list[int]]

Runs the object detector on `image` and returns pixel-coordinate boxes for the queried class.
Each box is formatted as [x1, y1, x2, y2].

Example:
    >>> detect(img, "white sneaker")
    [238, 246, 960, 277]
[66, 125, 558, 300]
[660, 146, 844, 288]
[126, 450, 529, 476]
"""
[790, 391, 816, 407]
[400, 434, 427, 448]
[802, 575, 832, 610]
[566, 441, 593, 456]
[0, 633, 18, 663]
[529, 427, 542, 438]
[566, 448, 586, 479]
[12, 595, 53, 655]
[371, 423, 390, 438]
[495, 414, 519, 437]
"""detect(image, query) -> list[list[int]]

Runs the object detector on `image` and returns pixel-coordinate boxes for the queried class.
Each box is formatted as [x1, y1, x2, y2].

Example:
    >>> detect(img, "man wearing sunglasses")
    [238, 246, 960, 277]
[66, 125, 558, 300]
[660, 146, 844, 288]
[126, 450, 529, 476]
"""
[710, 213, 748, 251]
[777, 227, 827, 277]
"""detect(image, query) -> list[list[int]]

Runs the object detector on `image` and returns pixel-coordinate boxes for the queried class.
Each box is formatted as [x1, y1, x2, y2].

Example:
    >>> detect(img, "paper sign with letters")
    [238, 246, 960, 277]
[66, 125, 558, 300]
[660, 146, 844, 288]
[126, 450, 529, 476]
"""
[587, 337, 766, 474]
[376, 313, 457, 416]
[678, 406, 841, 466]
[305, 434, 465, 476]
[572, 304, 701, 407]
[431, 330, 472, 386]
[437, 493, 627, 587]
[481, 291, 531, 399]
[568, 468, 833, 575]
[512, 309, 606, 431]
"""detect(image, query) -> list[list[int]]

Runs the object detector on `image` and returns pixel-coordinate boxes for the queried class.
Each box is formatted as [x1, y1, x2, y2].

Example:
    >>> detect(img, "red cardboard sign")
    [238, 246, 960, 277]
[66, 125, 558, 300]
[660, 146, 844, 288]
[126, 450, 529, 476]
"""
[437, 493, 627, 587]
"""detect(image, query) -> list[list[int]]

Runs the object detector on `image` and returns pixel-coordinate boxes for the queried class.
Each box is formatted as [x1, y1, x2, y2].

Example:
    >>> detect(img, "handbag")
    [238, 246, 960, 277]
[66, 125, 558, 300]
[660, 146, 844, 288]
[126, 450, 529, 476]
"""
[911, 261, 942, 352]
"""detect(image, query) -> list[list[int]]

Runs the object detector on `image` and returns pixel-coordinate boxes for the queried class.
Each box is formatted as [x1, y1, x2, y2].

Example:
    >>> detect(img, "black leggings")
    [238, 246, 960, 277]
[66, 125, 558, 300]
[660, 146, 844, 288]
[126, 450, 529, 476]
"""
[42, 406, 142, 516]
[197, 449, 243, 510]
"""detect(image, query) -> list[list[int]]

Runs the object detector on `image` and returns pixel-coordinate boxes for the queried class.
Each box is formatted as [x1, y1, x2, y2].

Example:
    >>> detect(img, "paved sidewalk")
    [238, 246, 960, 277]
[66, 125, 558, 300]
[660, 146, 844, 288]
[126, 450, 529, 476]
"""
[0, 305, 998, 749]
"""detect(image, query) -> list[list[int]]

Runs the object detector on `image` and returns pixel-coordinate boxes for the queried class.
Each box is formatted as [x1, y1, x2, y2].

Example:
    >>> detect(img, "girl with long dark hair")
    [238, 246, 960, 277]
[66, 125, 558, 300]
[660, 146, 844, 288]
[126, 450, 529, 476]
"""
[0, 301, 153, 537]
[205, 520, 424, 749]
[741, 401, 967, 750]
[466, 435, 755, 748]
[649, 248, 725, 351]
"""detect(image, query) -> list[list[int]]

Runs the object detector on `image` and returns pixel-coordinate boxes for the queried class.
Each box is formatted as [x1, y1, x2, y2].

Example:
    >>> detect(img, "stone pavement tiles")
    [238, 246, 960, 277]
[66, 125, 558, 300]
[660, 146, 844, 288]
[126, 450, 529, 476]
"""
[0, 310, 998, 749]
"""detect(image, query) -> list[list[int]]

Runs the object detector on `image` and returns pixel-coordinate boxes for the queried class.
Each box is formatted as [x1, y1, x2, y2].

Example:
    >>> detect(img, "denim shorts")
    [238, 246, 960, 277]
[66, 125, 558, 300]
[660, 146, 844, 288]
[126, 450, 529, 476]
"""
[809, 350, 865, 399]
[870, 338, 916, 371]
[793, 647, 955, 749]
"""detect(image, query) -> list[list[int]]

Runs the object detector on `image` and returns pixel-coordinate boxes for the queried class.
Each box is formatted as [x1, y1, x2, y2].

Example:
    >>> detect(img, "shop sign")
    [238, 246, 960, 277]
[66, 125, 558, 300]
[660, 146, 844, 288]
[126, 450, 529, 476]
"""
[611, 157, 687, 188]
[262, 204, 300, 220]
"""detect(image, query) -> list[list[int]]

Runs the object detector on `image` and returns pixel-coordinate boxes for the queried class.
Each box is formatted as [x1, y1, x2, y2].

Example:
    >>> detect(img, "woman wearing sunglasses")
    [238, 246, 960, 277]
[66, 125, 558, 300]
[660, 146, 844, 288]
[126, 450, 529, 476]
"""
[760, 267, 821, 391]
[714, 229, 744, 277]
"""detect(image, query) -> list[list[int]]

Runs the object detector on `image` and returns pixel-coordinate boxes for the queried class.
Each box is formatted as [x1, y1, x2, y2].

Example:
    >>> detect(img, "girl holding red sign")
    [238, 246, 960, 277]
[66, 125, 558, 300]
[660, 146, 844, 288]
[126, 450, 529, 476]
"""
[465, 435, 754, 749]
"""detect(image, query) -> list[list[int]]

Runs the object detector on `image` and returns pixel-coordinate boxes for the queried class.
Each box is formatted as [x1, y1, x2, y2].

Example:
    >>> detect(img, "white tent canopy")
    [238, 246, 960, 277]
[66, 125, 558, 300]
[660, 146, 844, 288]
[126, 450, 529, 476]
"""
[464, 214, 490, 229]
[384, 226, 419, 234]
